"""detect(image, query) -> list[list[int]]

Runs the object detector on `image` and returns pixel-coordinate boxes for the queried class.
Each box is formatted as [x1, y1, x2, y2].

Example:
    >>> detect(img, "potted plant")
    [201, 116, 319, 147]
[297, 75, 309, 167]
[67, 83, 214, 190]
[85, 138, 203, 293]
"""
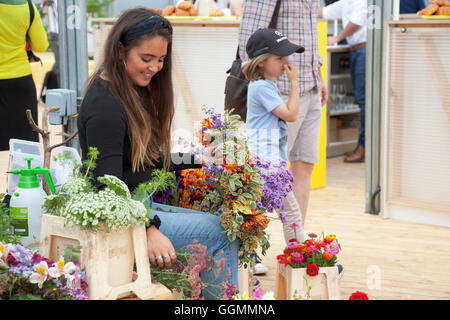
[40, 147, 173, 300]
[275, 228, 342, 300]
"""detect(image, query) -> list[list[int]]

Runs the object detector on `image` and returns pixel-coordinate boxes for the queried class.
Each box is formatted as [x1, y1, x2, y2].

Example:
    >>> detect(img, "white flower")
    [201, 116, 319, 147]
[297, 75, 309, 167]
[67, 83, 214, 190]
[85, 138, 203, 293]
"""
[29, 261, 49, 288]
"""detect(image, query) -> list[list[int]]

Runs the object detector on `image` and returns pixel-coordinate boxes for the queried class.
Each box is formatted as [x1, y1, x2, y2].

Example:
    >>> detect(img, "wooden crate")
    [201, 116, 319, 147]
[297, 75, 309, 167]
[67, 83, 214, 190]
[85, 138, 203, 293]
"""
[39, 214, 171, 300]
[275, 264, 341, 300]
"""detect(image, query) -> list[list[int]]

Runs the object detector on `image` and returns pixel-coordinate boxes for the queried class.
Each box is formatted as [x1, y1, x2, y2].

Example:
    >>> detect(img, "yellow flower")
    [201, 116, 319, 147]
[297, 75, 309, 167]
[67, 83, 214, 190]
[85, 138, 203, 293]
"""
[232, 201, 253, 215]
[325, 234, 336, 242]
[286, 162, 291, 170]
[250, 241, 258, 251]
[36, 265, 46, 276]
[0, 243, 4, 254]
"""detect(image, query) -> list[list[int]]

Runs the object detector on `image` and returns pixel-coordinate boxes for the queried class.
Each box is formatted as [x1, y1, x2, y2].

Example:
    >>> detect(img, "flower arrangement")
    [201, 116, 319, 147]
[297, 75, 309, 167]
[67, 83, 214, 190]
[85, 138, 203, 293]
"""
[150, 240, 227, 300]
[164, 107, 294, 266]
[277, 227, 341, 272]
[0, 242, 87, 300]
[349, 291, 369, 300]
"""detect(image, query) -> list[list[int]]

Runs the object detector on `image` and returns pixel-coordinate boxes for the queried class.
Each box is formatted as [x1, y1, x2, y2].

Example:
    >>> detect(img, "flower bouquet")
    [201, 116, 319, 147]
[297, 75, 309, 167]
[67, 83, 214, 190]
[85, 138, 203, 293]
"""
[276, 229, 342, 300]
[0, 242, 88, 300]
[166, 107, 294, 267]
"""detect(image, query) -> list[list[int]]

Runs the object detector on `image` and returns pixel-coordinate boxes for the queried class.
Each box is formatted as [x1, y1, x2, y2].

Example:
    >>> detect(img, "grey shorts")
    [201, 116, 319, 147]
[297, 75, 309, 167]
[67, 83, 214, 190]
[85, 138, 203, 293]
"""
[281, 87, 322, 164]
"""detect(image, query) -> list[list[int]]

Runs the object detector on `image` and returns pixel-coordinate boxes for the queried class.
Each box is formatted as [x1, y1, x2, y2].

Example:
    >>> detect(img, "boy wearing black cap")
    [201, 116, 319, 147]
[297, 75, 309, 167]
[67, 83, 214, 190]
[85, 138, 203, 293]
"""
[242, 28, 305, 245]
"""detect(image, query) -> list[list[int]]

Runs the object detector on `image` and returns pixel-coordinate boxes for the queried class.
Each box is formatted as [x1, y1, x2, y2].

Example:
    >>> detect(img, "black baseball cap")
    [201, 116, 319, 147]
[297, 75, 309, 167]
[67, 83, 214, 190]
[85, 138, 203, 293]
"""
[246, 28, 305, 58]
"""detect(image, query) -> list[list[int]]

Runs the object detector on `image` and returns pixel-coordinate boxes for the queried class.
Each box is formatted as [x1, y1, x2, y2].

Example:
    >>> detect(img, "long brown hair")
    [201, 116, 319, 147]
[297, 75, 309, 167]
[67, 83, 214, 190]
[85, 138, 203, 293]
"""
[87, 8, 174, 172]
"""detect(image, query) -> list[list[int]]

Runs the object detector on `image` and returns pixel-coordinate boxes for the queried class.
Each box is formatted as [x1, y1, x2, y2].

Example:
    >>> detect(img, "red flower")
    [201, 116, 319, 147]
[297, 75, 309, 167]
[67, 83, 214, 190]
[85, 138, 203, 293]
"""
[349, 291, 369, 300]
[306, 264, 319, 277]
[276, 254, 289, 266]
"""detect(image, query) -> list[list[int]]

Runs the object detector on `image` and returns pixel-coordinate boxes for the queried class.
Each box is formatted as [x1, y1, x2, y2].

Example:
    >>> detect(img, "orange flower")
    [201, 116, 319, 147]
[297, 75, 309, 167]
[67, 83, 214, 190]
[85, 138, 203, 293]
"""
[323, 251, 333, 261]
[202, 118, 213, 129]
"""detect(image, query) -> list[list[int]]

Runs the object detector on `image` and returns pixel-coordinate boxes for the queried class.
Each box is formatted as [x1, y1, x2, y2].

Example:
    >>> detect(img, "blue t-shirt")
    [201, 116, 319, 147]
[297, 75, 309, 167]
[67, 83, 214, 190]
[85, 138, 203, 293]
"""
[246, 79, 288, 163]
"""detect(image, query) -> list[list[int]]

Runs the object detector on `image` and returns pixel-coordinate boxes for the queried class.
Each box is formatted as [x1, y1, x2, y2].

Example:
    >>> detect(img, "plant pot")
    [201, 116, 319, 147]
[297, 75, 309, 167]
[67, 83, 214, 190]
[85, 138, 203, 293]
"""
[275, 264, 341, 300]
[39, 214, 170, 300]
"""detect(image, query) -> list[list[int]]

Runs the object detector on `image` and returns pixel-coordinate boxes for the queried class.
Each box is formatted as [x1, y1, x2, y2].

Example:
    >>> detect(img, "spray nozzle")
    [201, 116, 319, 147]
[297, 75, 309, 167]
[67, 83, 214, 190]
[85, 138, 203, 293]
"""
[8, 157, 56, 195]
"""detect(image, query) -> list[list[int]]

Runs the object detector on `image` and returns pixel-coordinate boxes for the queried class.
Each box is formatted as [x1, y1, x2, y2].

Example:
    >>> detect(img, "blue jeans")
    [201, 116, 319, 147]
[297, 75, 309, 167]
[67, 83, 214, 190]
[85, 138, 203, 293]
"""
[150, 203, 239, 300]
[349, 46, 366, 147]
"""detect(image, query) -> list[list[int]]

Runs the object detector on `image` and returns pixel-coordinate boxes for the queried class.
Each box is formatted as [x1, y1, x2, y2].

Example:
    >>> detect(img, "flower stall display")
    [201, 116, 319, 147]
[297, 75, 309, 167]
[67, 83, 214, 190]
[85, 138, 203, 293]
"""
[0, 242, 87, 300]
[39, 147, 174, 300]
[275, 229, 342, 300]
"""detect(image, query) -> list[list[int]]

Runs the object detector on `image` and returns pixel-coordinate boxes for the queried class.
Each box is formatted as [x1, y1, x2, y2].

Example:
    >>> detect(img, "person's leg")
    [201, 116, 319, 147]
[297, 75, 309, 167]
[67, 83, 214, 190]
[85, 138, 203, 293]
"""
[285, 88, 322, 227]
[279, 191, 304, 242]
[156, 209, 239, 300]
[288, 161, 314, 228]
[345, 47, 366, 162]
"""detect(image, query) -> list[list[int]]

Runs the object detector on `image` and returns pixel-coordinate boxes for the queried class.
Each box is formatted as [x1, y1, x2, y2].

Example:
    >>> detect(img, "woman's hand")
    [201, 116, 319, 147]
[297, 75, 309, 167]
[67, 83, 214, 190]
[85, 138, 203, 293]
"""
[146, 226, 177, 267]
[284, 63, 299, 83]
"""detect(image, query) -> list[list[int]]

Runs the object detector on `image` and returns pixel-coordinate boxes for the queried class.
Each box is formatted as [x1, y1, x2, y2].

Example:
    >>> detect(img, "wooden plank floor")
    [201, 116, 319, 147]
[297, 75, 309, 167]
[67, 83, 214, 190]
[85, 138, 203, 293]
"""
[258, 157, 450, 300]
[1, 105, 449, 299]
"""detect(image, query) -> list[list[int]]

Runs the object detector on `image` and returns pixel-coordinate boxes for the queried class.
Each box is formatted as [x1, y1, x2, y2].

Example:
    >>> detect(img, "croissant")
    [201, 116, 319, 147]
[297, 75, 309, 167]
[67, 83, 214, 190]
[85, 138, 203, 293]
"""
[431, 0, 448, 5]
[417, 4, 439, 15]
[436, 6, 450, 15]
[178, 1, 192, 10]
[162, 5, 176, 16]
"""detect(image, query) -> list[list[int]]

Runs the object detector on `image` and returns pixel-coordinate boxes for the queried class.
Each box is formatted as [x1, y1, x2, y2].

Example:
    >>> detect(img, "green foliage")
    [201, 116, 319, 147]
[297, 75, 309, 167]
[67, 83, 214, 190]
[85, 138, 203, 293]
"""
[0, 194, 21, 244]
[63, 245, 82, 263]
[132, 170, 177, 205]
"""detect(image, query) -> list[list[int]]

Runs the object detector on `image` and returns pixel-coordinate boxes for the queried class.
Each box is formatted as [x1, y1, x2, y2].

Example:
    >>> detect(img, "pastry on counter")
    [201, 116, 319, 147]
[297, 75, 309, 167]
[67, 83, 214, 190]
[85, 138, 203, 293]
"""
[431, 0, 448, 6]
[162, 5, 176, 16]
[175, 8, 190, 16]
[417, 4, 439, 15]
[189, 6, 198, 16]
[178, 1, 193, 10]
[209, 9, 225, 16]
[436, 5, 450, 14]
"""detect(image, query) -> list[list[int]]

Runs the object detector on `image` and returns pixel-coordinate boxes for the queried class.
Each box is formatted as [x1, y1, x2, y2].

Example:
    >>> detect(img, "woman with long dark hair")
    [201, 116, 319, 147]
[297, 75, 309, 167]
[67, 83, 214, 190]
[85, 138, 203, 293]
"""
[77, 7, 238, 299]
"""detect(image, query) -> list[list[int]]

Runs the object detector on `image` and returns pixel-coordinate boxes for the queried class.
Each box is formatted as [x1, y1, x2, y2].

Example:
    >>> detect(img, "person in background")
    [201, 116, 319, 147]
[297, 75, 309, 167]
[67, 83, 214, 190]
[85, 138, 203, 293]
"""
[400, 0, 426, 14]
[239, 0, 328, 275]
[319, 0, 367, 163]
[77, 8, 238, 299]
[0, 0, 49, 151]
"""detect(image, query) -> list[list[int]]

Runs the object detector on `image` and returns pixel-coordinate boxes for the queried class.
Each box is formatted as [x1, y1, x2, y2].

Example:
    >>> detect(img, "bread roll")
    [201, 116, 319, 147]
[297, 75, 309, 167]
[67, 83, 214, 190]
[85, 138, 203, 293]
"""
[417, 4, 439, 15]
[209, 9, 224, 17]
[178, 1, 192, 10]
[436, 6, 450, 15]
[162, 5, 176, 16]
[188, 6, 198, 16]
[431, 0, 448, 6]
[175, 8, 190, 16]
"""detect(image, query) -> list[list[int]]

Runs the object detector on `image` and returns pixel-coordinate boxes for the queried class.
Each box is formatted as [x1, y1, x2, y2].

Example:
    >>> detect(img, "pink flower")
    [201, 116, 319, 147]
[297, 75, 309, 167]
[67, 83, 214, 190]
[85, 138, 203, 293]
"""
[287, 241, 298, 249]
[289, 222, 299, 230]
[253, 286, 264, 300]
[290, 252, 304, 264]
[325, 240, 340, 256]
[215, 257, 226, 280]
[29, 261, 49, 288]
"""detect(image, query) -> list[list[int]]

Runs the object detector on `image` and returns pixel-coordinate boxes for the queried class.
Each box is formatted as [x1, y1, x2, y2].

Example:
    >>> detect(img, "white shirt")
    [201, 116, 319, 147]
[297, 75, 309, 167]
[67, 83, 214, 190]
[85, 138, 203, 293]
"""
[47, 0, 58, 34]
[322, 0, 367, 46]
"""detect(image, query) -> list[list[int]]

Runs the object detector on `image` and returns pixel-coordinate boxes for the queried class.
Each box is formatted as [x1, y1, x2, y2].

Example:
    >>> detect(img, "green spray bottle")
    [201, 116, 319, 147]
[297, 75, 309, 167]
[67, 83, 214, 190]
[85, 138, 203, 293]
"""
[8, 157, 56, 249]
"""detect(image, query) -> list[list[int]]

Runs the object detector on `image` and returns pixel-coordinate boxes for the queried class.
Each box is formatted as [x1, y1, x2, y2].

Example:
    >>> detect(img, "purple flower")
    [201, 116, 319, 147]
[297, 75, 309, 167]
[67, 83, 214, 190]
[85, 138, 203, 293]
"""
[152, 188, 171, 203]
[289, 222, 299, 230]
[287, 241, 298, 249]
